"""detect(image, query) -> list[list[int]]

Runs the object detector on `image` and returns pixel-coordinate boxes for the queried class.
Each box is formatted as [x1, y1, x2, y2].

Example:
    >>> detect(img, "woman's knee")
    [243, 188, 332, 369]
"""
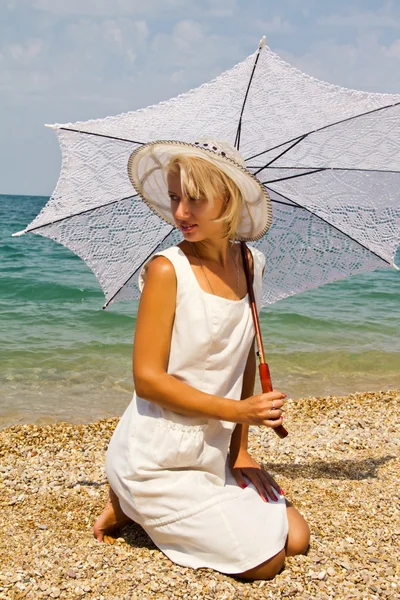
[285, 507, 310, 556]
[233, 548, 286, 581]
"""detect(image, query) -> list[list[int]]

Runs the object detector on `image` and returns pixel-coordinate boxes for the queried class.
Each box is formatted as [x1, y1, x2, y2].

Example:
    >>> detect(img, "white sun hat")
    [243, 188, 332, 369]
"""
[127, 138, 273, 241]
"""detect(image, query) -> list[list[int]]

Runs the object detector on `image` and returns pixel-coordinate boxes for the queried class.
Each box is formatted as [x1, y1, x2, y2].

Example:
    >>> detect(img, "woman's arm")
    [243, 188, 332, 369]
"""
[133, 256, 284, 426]
[133, 256, 239, 422]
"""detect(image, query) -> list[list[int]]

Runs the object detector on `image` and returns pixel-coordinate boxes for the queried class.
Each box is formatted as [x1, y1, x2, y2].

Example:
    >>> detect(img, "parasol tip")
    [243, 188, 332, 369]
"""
[11, 229, 26, 237]
[259, 36, 266, 50]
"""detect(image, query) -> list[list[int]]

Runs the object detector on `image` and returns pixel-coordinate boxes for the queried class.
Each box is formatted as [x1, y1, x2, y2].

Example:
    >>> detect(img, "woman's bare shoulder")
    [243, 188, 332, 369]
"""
[143, 255, 176, 289]
[147, 255, 175, 274]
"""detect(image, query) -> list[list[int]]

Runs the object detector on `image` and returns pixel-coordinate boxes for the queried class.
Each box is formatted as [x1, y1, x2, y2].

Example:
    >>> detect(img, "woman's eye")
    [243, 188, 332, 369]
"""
[168, 194, 202, 203]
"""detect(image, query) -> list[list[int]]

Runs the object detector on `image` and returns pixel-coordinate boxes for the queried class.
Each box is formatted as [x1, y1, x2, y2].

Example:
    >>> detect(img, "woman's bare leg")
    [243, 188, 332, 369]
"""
[233, 549, 286, 581]
[285, 502, 310, 556]
[93, 485, 134, 543]
[232, 501, 310, 581]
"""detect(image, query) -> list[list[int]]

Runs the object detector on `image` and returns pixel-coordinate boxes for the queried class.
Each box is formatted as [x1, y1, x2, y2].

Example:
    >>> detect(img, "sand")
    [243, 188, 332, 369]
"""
[1, 389, 399, 599]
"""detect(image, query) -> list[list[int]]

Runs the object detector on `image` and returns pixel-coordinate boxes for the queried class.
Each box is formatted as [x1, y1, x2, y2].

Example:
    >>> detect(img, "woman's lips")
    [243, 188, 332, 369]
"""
[181, 224, 197, 232]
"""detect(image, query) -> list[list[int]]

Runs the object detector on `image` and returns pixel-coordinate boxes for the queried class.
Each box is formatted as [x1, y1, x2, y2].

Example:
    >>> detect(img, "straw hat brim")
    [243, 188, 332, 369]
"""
[127, 140, 272, 241]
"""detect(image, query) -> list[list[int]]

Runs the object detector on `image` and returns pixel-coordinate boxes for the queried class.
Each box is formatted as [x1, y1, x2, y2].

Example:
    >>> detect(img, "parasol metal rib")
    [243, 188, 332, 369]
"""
[234, 36, 266, 151]
[246, 100, 400, 162]
[248, 165, 400, 175]
[102, 227, 175, 309]
[270, 198, 305, 209]
[266, 185, 396, 268]
[12, 193, 139, 235]
[253, 135, 308, 175]
[55, 126, 145, 146]
[261, 168, 326, 185]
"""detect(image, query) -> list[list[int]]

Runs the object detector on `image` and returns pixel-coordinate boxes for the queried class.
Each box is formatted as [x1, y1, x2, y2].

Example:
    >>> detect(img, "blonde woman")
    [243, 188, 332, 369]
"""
[93, 139, 310, 580]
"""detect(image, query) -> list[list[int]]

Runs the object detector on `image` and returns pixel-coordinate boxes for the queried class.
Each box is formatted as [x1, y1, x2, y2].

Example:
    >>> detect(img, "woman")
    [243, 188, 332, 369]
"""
[93, 138, 310, 580]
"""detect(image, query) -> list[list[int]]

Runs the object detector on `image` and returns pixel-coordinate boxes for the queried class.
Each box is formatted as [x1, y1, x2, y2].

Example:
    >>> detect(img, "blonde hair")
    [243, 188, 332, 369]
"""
[166, 155, 243, 240]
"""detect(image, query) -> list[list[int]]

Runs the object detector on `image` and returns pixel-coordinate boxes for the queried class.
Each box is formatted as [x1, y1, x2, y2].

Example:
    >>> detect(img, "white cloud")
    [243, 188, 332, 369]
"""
[8, 0, 237, 20]
[7, 38, 44, 62]
[150, 20, 235, 76]
[172, 20, 205, 54]
[205, 0, 237, 17]
[278, 32, 400, 94]
[9, 0, 202, 17]
[170, 69, 185, 83]
[317, 9, 400, 30]
[0, 16, 153, 103]
[384, 38, 400, 59]
[30, 0, 165, 15]
[135, 20, 149, 41]
[260, 15, 295, 34]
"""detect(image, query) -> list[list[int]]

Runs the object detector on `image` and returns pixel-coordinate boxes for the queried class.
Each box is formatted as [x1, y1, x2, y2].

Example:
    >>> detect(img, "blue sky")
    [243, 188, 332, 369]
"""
[2, 0, 400, 195]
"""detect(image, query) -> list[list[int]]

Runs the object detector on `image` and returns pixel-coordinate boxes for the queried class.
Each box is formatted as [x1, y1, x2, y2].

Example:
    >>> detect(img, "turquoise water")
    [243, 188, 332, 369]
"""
[1, 194, 400, 428]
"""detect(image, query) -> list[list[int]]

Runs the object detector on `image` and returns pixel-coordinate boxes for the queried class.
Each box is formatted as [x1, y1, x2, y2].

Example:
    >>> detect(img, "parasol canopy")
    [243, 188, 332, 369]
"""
[13, 37, 400, 308]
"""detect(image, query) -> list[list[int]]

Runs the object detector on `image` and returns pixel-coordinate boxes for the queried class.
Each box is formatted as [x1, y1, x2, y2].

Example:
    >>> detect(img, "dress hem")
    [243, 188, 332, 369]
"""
[151, 537, 288, 575]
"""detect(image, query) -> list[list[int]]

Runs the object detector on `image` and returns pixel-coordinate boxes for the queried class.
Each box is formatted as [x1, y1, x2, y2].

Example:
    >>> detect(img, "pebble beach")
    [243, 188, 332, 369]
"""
[1, 389, 399, 600]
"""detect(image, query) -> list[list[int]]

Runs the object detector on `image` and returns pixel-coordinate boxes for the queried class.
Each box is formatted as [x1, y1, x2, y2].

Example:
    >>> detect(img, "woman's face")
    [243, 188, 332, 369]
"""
[167, 170, 226, 241]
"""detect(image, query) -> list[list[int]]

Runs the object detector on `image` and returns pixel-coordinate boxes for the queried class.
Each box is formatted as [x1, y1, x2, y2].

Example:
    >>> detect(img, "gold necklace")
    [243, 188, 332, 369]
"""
[189, 242, 240, 297]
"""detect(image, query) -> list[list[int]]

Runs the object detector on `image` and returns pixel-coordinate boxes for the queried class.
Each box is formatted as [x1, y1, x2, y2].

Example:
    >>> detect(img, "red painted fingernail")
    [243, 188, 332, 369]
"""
[272, 495, 278, 501]
[264, 496, 269, 502]
[241, 484, 247, 489]
[280, 489, 285, 495]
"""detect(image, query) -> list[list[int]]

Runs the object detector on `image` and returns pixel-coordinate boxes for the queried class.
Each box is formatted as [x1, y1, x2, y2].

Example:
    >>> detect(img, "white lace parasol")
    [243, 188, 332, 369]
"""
[14, 37, 400, 308]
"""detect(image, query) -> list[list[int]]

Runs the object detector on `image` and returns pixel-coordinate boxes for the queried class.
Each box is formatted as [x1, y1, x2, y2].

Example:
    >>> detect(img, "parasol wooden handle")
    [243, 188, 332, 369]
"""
[240, 242, 288, 439]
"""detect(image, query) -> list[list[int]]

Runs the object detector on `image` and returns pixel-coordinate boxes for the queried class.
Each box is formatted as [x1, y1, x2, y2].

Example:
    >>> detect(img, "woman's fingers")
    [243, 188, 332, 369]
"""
[244, 470, 270, 502]
[262, 392, 286, 408]
[258, 473, 281, 502]
[239, 469, 277, 503]
[268, 389, 286, 400]
[239, 389, 286, 426]
[268, 409, 283, 419]
[260, 391, 284, 424]
[233, 468, 248, 490]
[240, 467, 283, 502]
[262, 415, 284, 428]
[260, 470, 281, 497]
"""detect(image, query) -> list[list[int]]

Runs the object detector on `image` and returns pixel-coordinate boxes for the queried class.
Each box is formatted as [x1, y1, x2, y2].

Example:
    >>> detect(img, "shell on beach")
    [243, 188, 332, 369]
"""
[0, 389, 399, 599]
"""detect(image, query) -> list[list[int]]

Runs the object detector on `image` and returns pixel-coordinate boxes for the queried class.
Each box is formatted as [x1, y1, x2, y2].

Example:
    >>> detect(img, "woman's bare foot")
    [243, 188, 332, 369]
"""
[93, 486, 134, 544]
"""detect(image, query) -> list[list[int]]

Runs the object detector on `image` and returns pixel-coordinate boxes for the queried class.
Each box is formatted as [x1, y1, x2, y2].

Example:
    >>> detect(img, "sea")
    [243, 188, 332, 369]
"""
[1, 194, 400, 429]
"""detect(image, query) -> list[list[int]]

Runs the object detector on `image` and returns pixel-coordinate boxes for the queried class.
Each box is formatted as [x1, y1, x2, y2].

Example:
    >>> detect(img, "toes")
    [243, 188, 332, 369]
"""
[103, 534, 117, 545]
[93, 525, 104, 542]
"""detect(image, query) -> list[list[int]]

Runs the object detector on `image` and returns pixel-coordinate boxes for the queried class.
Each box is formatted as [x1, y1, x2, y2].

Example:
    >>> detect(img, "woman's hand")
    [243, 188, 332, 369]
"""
[230, 451, 283, 503]
[236, 390, 286, 427]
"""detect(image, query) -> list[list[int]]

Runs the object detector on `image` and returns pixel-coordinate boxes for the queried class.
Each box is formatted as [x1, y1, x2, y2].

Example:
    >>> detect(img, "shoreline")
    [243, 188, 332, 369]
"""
[1, 389, 399, 599]
[2, 377, 400, 432]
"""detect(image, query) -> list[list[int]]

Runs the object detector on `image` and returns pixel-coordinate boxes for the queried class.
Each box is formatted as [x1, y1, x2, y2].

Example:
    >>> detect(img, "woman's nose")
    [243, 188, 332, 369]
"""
[174, 199, 192, 220]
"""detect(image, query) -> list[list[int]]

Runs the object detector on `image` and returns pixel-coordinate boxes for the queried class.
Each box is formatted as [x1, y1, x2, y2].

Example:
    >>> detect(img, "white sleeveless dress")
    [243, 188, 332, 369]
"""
[105, 245, 288, 574]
